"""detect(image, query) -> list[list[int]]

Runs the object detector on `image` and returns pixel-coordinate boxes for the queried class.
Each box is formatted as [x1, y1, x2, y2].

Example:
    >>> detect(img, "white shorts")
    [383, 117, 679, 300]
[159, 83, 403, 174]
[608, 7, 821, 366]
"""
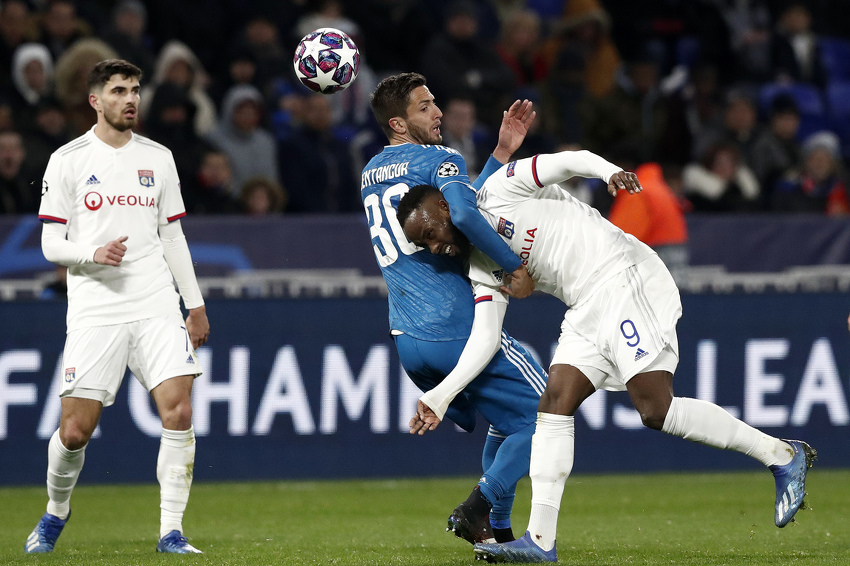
[550, 255, 682, 391]
[60, 314, 202, 407]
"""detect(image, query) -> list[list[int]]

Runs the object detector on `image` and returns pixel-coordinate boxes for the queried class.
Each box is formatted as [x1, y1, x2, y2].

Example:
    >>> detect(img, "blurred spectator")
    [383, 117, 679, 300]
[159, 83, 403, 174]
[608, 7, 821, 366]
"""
[0, 130, 37, 214]
[495, 9, 546, 88]
[439, 96, 492, 180]
[693, 90, 762, 168]
[229, 15, 289, 93]
[679, 64, 724, 148]
[183, 149, 242, 215]
[240, 176, 288, 216]
[344, 1, 436, 73]
[295, 0, 359, 39]
[771, 131, 849, 215]
[683, 141, 761, 212]
[101, 0, 155, 79]
[0, 0, 36, 92]
[53, 38, 116, 136]
[580, 56, 671, 163]
[22, 96, 73, 176]
[140, 40, 217, 137]
[8, 43, 54, 132]
[712, 0, 773, 84]
[206, 84, 279, 196]
[143, 82, 208, 197]
[210, 46, 260, 108]
[542, 0, 619, 99]
[37, 0, 90, 61]
[771, 2, 826, 87]
[608, 162, 689, 283]
[419, 0, 516, 127]
[750, 94, 801, 192]
[278, 92, 359, 213]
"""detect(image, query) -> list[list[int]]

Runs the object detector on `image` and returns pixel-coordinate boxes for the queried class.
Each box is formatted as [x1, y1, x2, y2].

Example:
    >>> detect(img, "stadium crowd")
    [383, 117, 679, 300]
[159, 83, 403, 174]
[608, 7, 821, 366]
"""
[0, 0, 849, 219]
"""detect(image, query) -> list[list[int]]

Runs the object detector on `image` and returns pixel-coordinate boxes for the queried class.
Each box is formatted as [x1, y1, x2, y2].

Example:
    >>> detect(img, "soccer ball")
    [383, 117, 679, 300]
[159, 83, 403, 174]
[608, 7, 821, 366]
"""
[293, 28, 360, 94]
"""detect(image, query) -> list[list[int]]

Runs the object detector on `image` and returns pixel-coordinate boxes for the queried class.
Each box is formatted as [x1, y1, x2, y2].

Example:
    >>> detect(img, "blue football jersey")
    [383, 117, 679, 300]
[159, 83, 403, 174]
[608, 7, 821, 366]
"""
[361, 143, 477, 341]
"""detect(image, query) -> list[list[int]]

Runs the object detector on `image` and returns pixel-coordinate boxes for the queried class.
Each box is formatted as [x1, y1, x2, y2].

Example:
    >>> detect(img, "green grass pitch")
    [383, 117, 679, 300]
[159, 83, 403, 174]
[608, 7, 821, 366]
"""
[1, 470, 847, 565]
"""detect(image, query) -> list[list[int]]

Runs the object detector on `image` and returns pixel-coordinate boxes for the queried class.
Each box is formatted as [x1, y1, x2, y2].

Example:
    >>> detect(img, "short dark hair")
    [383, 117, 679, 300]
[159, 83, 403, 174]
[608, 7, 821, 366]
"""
[370, 72, 427, 138]
[87, 59, 142, 93]
[397, 184, 440, 228]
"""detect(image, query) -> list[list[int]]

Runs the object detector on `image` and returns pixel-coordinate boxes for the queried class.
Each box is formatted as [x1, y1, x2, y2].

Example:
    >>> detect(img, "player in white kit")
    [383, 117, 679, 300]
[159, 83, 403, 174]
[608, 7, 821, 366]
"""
[26, 60, 208, 555]
[398, 150, 816, 563]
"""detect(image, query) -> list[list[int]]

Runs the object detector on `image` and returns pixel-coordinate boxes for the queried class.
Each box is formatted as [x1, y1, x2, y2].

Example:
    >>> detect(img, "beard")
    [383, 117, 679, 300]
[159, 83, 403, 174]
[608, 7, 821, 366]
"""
[104, 108, 138, 132]
[407, 120, 441, 145]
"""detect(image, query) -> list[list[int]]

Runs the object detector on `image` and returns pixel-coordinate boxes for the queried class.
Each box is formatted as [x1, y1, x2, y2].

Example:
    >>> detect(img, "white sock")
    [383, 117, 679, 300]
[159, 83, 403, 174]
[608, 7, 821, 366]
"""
[46, 429, 86, 520]
[157, 427, 196, 539]
[662, 397, 793, 467]
[527, 413, 574, 552]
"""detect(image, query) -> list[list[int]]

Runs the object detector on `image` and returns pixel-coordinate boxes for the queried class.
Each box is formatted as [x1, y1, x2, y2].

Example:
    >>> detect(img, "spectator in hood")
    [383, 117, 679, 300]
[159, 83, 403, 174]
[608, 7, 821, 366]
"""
[140, 40, 216, 137]
[8, 42, 54, 132]
[205, 84, 279, 197]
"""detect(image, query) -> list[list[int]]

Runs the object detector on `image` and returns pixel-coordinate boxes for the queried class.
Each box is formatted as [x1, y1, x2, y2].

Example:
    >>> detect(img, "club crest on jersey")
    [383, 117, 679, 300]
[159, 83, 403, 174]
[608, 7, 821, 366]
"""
[64, 367, 76, 383]
[437, 161, 459, 178]
[138, 170, 155, 187]
[497, 217, 515, 239]
[506, 161, 516, 177]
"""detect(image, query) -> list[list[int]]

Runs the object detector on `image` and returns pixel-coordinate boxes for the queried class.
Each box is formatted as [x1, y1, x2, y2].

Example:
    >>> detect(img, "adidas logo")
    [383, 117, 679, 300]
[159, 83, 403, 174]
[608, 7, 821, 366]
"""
[634, 348, 649, 361]
[186, 355, 194, 364]
[85, 175, 100, 185]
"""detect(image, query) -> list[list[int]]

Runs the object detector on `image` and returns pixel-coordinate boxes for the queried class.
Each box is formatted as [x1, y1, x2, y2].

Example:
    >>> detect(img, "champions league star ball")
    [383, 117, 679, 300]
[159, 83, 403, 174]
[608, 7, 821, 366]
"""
[293, 28, 360, 94]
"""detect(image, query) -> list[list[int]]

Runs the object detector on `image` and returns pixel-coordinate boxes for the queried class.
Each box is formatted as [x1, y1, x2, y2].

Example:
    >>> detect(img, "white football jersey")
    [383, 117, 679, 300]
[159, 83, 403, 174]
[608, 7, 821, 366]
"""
[470, 153, 655, 307]
[39, 128, 187, 330]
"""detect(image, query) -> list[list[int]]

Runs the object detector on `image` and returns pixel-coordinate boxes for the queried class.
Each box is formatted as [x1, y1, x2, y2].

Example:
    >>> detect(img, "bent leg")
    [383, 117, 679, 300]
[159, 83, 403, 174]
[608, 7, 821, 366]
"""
[151, 375, 197, 539]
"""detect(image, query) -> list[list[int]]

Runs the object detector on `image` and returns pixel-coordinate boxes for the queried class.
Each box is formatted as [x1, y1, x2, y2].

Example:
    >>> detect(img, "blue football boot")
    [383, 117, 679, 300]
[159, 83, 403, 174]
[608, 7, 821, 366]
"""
[156, 530, 203, 554]
[770, 439, 817, 527]
[474, 531, 557, 563]
[25, 511, 70, 553]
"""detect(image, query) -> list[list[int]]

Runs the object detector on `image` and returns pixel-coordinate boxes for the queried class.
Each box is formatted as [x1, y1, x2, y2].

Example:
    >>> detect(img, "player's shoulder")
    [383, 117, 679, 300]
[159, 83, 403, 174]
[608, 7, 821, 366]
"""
[133, 134, 173, 155]
[54, 133, 93, 157]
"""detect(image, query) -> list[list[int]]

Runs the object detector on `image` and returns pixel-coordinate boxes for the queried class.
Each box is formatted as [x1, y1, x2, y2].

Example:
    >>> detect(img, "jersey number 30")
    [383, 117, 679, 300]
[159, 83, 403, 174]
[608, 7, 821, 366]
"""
[364, 183, 420, 267]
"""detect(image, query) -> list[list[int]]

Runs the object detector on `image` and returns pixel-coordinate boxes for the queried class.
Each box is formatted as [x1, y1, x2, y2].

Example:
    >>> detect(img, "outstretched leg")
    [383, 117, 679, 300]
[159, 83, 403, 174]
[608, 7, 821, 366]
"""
[628, 370, 817, 527]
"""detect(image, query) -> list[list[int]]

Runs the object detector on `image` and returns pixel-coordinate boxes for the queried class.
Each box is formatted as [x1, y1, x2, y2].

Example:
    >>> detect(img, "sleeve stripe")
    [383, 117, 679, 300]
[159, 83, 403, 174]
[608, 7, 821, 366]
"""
[474, 295, 493, 304]
[38, 215, 67, 224]
[531, 154, 543, 188]
[167, 212, 187, 222]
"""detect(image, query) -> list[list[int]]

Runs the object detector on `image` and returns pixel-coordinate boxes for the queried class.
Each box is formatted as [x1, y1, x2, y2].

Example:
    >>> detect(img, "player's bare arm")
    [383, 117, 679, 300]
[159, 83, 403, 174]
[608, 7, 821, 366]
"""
[492, 99, 536, 164]
[93, 235, 128, 266]
[409, 399, 442, 435]
[607, 171, 643, 196]
[186, 306, 210, 349]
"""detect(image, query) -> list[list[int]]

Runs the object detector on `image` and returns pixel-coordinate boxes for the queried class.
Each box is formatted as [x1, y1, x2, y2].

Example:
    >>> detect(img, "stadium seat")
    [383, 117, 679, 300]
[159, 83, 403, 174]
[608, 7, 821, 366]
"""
[759, 83, 828, 140]
[819, 37, 850, 81]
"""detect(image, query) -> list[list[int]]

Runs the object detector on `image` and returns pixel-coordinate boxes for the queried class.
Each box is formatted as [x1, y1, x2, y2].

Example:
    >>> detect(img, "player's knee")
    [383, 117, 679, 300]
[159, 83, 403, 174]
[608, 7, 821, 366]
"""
[161, 398, 193, 430]
[637, 405, 668, 430]
[60, 421, 92, 450]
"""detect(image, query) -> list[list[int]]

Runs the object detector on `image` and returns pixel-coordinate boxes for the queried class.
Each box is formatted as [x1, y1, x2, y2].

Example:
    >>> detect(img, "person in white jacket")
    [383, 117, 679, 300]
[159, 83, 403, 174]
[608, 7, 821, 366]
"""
[397, 149, 816, 563]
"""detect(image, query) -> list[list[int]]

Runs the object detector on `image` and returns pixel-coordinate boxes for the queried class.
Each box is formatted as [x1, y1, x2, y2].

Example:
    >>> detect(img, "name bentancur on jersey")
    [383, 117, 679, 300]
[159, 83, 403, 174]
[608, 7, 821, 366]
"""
[361, 161, 410, 189]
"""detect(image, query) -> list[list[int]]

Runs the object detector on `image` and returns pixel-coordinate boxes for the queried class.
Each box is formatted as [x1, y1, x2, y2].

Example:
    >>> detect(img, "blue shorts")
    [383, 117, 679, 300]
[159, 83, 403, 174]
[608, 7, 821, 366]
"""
[394, 330, 546, 435]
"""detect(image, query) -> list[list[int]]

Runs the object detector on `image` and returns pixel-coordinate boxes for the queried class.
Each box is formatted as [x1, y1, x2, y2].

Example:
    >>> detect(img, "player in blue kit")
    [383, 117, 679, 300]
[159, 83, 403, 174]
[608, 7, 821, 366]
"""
[362, 72, 542, 544]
